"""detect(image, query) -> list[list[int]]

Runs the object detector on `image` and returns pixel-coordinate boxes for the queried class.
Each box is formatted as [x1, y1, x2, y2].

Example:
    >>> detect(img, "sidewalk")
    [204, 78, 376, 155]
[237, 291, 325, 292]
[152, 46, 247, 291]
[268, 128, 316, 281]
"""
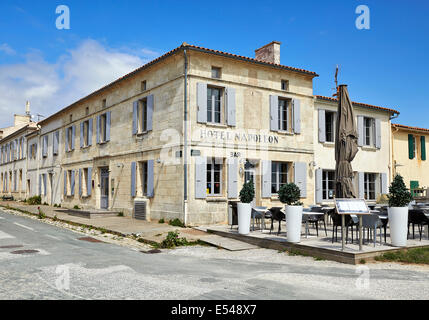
[0, 201, 207, 244]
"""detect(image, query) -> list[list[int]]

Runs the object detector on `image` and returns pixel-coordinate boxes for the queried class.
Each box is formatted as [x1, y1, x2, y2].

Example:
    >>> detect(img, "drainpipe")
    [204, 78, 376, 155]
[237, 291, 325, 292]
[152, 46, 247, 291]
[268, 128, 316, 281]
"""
[183, 46, 188, 225]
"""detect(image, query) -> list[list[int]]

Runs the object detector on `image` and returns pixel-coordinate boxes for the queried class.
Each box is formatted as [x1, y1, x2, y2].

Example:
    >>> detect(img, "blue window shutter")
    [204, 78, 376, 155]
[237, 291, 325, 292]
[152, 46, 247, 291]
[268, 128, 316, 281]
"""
[315, 169, 323, 203]
[318, 109, 326, 143]
[88, 119, 93, 146]
[43, 174, 47, 196]
[358, 172, 364, 199]
[226, 87, 236, 126]
[65, 129, 69, 152]
[381, 173, 388, 194]
[71, 170, 75, 196]
[375, 119, 381, 149]
[357, 116, 364, 147]
[147, 95, 154, 131]
[87, 167, 92, 196]
[294, 162, 307, 197]
[64, 171, 67, 196]
[227, 158, 238, 198]
[197, 83, 207, 123]
[53, 132, 58, 155]
[195, 157, 207, 199]
[147, 160, 154, 198]
[132, 101, 138, 135]
[293, 99, 301, 134]
[71, 125, 75, 150]
[270, 95, 279, 131]
[261, 160, 272, 198]
[106, 111, 111, 141]
[38, 174, 41, 195]
[96, 115, 100, 144]
[79, 169, 82, 196]
[131, 162, 136, 197]
[80, 122, 84, 148]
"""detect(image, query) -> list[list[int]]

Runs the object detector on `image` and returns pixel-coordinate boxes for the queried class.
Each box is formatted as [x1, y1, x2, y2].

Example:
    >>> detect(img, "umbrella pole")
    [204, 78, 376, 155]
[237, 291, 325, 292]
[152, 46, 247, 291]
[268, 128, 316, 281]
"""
[341, 215, 345, 251]
[359, 216, 363, 251]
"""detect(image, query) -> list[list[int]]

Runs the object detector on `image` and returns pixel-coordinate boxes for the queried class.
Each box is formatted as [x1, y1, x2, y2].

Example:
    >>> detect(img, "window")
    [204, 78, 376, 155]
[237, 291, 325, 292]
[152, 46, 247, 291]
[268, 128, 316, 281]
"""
[364, 173, 376, 200]
[206, 158, 222, 196]
[141, 80, 147, 92]
[322, 170, 336, 200]
[82, 120, 90, 147]
[85, 107, 89, 116]
[53, 131, 59, 155]
[13, 170, 17, 192]
[19, 170, 22, 192]
[281, 80, 289, 91]
[69, 114, 73, 123]
[325, 111, 336, 142]
[211, 67, 221, 79]
[100, 114, 107, 142]
[137, 99, 148, 133]
[66, 126, 73, 151]
[30, 143, 37, 159]
[102, 99, 107, 108]
[139, 161, 148, 196]
[278, 98, 292, 132]
[42, 135, 48, 158]
[412, 135, 417, 159]
[207, 86, 223, 124]
[364, 117, 375, 146]
[271, 162, 289, 194]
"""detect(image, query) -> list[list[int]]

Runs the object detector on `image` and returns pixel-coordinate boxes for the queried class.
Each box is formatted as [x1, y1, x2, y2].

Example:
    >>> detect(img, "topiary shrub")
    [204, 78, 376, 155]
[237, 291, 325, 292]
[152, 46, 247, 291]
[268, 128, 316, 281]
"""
[27, 195, 41, 205]
[388, 174, 413, 207]
[239, 181, 255, 203]
[278, 183, 302, 206]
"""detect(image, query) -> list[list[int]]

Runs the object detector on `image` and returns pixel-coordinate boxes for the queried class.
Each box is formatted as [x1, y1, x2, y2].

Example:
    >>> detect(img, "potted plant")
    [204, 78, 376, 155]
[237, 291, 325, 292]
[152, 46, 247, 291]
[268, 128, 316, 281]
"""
[237, 181, 255, 235]
[387, 174, 413, 247]
[278, 183, 303, 243]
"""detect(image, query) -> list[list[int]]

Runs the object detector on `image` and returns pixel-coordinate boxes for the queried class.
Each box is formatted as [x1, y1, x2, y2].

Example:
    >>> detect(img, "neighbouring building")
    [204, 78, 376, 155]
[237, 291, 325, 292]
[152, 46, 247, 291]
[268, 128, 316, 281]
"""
[314, 96, 399, 204]
[391, 123, 429, 195]
[0, 106, 37, 200]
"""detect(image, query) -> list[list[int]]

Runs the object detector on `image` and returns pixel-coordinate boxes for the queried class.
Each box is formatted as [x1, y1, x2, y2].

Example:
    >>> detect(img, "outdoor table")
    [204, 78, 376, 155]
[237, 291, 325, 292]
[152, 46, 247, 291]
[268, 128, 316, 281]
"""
[303, 212, 325, 238]
[252, 207, 270, 232]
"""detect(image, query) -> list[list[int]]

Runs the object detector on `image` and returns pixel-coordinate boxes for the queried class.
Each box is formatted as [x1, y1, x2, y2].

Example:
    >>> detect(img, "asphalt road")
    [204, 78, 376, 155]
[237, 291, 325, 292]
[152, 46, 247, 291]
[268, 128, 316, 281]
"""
[0, 209, 428, 300]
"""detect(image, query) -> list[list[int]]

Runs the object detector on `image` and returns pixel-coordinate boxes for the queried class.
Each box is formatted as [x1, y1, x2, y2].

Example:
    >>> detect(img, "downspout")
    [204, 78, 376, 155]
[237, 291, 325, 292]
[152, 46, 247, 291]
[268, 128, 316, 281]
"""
[389, 112, 399, 180]
[183, 46, 188, 225]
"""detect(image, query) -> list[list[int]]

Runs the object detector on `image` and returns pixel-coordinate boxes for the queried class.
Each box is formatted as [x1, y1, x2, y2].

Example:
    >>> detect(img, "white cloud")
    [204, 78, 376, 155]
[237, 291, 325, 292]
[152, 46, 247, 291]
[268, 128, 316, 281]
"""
[0, 40, 154, 127]
[0, 43, 16, 55]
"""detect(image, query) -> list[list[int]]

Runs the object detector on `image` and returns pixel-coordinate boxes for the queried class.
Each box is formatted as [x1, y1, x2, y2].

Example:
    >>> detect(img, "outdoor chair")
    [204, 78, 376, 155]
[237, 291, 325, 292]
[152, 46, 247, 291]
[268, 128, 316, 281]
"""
[251, 206, 270, 231]
[408, 210, 429, 241]
[269, 207, 285, 235]
[305, 207, 327, 237]
[360, 214, 384, 247]
[328, 209, 357, 243]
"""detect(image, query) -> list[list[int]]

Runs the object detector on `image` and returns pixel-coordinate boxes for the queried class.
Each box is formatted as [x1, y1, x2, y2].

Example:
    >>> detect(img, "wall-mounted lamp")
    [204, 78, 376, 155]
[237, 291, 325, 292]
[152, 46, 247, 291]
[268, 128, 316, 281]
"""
[156, 158, 162, 164]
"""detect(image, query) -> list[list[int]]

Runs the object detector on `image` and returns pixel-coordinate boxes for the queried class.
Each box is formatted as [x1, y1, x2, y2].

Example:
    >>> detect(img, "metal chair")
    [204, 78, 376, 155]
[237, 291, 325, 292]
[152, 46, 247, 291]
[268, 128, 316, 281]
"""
[360, 214, 384, 247]
[269, 207, 285, 235]
[328, 209, 356, 243]
[251, 206, 269, 231]
[408, 210, 429, 241]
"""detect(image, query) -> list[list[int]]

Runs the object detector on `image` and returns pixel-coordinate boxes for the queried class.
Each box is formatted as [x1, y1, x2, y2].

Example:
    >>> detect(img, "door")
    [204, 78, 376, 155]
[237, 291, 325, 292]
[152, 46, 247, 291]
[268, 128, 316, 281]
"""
[244, 159, 257, 207]
[100, 168, 109, 209]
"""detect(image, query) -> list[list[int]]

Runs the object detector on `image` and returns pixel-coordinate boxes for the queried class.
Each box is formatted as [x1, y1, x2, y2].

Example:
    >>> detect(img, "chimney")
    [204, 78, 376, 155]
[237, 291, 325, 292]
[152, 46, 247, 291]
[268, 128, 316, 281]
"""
[255, 41, 281, 64]
[25, 101, 31, 115]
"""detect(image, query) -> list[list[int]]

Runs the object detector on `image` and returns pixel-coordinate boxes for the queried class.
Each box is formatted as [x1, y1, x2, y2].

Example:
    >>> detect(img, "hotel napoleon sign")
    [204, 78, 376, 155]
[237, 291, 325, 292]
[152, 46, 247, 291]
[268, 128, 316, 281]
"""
[199, 129, 280, 144]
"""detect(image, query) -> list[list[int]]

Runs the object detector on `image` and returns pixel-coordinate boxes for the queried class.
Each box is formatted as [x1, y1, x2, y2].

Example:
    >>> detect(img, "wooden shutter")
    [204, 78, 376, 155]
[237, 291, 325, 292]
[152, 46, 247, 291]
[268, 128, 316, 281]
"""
[315, 169, 323, 203]
[227, 158, 238, 198]
[381, 173, 388, 194]
[421, 136, 426, 161]
[65, 128, 69, 152]
[293, 99, 301, 134]
[294, 162, 307, 197]
[131, 162, 136, 197]
[147, 160, 154, 198]
[106, 112, 111, 141]
[64, 171, 67, 196]
[132, 101, 138, 135]
[226, 87, 236, 126]
[43, 174, 47, 196]
[53, 131, 59, 155]
[38, 174, 41, 195]
[80, 122, 84, 148]
[270, 95, 279, 131]
[408, 134, 414, 159]
[261, 160, 272, 198]
[71, 125, 75, 150]
[96, 115, 101, 144]
[79, 169, 82, 196]
[318, 109, 326, 143]
[357, 116, 364, 147]
[71, 170, 75, 196]
[195, 156, 207, 199]
[375, 119, 381, 149]
[87, 167, 92, 196]
[358, 172, 364, 199]
[147, 95, 154, 131]
[88, 119, 93, 146]
[197, 83, 207, 123]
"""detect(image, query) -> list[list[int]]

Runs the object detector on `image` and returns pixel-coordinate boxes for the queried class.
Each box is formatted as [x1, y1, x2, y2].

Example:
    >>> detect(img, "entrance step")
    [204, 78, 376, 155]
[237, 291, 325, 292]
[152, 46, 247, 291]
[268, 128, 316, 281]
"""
[200, 234, 258, 251]
[55, 209, 119, 219]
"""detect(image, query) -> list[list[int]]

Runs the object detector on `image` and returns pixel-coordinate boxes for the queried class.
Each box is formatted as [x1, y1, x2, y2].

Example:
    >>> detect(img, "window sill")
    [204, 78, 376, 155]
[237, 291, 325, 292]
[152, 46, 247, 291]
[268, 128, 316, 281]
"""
[81, 195, 91, 199]
[277, 130, 294, 136]
[361, 146, 378, 152]
[206, 197, 227, 202]
[136, 131, 149, 137]
[98, 141, 108, 145]
[205, 123, 228, 128]
[322, 142, 335, 147]
[81, 145, 92, 150]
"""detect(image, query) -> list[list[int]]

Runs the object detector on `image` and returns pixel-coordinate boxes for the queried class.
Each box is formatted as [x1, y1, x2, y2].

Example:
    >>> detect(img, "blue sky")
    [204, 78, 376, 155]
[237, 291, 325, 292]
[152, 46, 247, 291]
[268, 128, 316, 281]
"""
[0, 0, 428, 128]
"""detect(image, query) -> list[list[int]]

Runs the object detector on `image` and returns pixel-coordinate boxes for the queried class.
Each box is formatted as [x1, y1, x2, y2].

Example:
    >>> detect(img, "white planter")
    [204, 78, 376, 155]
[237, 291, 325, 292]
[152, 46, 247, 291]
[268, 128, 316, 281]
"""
[285, 205, 303, 243]
[237, 203, 252, 235]
[388, 207, 408, 247]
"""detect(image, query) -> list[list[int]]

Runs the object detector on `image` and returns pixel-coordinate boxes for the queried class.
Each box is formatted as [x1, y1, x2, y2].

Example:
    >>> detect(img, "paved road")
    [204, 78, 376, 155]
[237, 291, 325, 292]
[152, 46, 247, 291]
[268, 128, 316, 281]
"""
[0, 209, 428, 300]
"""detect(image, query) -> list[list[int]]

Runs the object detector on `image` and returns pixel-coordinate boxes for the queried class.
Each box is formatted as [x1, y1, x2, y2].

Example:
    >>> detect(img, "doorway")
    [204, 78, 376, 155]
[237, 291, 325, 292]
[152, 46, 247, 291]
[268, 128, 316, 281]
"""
[244, 159, 258, 207]
[100, 168, 109, 209]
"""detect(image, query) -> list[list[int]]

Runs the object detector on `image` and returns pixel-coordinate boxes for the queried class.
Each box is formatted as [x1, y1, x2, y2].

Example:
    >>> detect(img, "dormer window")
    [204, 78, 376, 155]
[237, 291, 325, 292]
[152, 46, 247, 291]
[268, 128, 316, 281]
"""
[211, 67, 221, 79]
[281, 80, 289, 91]
[141, 80, 147, 92]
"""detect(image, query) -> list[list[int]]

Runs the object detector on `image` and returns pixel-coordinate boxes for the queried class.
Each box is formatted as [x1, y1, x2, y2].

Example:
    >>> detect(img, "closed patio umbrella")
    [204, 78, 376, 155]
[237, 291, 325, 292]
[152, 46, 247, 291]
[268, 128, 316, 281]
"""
[335, 85, 358, 199]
